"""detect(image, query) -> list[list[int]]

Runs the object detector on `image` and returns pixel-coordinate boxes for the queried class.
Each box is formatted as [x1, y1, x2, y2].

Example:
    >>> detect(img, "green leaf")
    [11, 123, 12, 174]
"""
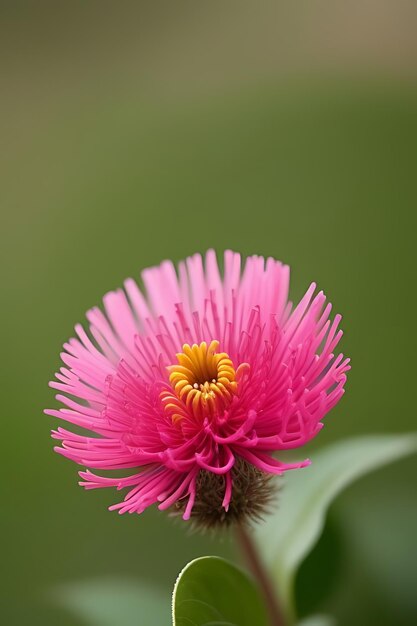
[297, 615, 335, 626]
[172, 556, 269, 626]
[54, 577, 170, 626]
[255, 433, 417, 623]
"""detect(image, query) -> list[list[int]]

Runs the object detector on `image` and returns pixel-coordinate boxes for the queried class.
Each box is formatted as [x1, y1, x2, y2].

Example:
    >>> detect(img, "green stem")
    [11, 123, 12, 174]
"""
[236, 523, 286, 626]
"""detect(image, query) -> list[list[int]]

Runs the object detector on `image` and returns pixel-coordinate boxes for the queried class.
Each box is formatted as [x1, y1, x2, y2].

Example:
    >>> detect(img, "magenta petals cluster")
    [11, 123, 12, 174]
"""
[47, 250, 350, 520]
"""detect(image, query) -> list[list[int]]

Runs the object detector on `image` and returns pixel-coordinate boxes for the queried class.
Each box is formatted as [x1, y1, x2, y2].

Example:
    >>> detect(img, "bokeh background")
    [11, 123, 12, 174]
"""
[1, 2, 416, 625]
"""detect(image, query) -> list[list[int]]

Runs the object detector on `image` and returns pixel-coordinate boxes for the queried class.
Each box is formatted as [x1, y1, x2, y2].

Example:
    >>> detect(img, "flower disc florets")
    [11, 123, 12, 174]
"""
[161, 340, 245, 424]
[47, 250, 350, 526]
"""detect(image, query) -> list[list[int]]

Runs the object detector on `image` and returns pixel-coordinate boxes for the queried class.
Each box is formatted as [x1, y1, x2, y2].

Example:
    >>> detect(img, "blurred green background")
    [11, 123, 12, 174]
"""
[1, 2, 416, 625]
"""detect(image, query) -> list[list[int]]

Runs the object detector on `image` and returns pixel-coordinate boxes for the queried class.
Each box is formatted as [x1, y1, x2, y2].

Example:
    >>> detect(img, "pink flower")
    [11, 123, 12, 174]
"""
[46, 250, 350, 524]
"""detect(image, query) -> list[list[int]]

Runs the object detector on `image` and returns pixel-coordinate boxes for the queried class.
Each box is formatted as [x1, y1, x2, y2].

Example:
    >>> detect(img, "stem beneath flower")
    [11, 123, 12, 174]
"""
[236, 523, 286, 626]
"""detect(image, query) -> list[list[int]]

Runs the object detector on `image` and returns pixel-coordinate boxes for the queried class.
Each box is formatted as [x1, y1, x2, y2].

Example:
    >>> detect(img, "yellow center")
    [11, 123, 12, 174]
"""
[161, 340, 239, 423]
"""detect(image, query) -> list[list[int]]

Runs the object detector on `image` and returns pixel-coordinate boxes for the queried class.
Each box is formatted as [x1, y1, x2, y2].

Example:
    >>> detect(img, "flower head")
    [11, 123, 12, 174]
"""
[46, 250, 350, 526]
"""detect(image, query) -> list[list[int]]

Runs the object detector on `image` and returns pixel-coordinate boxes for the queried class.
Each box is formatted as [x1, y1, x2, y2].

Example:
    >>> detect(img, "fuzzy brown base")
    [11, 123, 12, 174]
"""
[172, 457, 279, 530]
